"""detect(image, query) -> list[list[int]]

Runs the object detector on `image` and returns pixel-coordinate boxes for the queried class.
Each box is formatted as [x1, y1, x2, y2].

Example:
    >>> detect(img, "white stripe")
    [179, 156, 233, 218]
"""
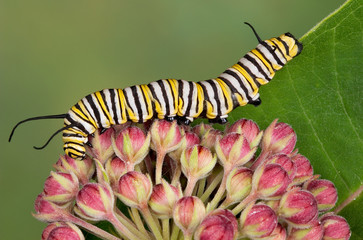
[82, 97, 99, 128]
[149, 81, 167, 117]
[91, 93, 110, 128]
[247, 52, 271, 78]
[123, 87, 139, 122]
[102, 89, 115, 124]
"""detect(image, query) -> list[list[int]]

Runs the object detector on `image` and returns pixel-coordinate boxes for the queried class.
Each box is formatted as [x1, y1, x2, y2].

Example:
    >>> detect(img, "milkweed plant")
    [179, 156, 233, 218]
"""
[34, 118, 351, 240]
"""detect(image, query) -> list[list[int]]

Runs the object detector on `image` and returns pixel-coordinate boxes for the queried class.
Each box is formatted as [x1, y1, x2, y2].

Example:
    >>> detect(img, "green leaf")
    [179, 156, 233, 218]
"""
[230, 0, 362, 238]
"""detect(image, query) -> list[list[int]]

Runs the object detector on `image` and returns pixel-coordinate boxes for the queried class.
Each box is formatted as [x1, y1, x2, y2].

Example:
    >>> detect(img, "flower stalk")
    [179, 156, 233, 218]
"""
[32, 118, 350, 240]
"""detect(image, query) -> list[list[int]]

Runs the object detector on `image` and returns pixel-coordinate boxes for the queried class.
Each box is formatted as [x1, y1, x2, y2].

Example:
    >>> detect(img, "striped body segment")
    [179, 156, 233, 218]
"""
[63, 32, 302, 159]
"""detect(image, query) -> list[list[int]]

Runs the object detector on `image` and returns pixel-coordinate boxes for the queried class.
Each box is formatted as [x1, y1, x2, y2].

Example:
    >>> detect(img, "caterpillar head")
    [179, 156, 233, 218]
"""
[63, 142, 86, 160]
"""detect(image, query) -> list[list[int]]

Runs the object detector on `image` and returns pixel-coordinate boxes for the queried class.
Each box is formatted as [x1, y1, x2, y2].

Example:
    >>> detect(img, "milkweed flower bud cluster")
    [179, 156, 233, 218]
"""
[34, 118, 351, 240]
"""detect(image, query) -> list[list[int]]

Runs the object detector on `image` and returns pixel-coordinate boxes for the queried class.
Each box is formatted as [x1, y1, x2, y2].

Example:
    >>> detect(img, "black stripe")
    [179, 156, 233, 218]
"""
[260, 41, 284, 67]
[254, 47, 274, 74]
[237, 61, 261, 88]
[116, 89, 127, 122]
[167, 79, 177, 114]
[62, 133, 84, 138]
[99, 90, 113, 123]
[184, 81, 194, 117]
[109, 89, 119, 124]
[277, 37, 290, 57]
[73, 103, 95, 129]
[271, 39, 287, 62]
[206, 79, 222, 116]
[244, 54, 270, 80]
[65, 115, 88, 134]
[140, 84, 152, 120]
[85, 94, 101, 127]
[94, 91, 111, 125]
[69, 109, 92, 134]
[123, 89, 134, 121]
[223, 69, 252, 101]
[131, 86, 143, 122]
[158, 80, 170, 117]
[218, 76, 241, 107]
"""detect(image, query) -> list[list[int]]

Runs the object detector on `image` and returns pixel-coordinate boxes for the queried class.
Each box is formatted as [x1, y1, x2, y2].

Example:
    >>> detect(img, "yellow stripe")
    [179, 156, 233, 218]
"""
[235, 93, 248, 106]
[95, 92, 114, 125]
[140, 84, 153, 120]
[168, 79, 179, 114]
[232, 63, 259, 96]
[271, 38, 293, 61]
[63, 126, 88, 137]
[251, 49, 274, 75]
[71, 105, 90, 123]
[195, 83, 204, 117]
[77, 101, 98, 128]
[215, 78, 233, 113]
[117, 89, 127, 124]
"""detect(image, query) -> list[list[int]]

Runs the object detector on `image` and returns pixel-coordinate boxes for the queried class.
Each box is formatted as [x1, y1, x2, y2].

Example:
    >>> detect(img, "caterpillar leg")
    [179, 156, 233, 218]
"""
[165, 116, 176, 122]
[208, 117, 228, 124]
[249, 97, 262, 106]
[177, 116, 192, 125]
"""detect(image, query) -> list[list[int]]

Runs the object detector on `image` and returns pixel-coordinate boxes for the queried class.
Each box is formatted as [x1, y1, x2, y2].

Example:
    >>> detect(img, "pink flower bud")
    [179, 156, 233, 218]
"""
[46, 223, 84, 240]
[43, 171, 79, 204]
[194, 209, 238, 240]
[320, 213, 351, 240]
[261, 119, 297, 155]
[192, 122, 213, 138]
[33, 194, 71, 222]
[150, 119, 184, 153]
[303, 179, 337, 211]
[173, 196, 206, 236]
[240, 202, 278, 238]
[200, 129, 223, 152]
[169, 131, 200, 162]
[148, 179, 183, 218]
[87, 128, 115, 163]
[252, 163, 291, 200]
[105, 157, 126, 190]
[291, 154, 314, 185]
[76, 183, 114, 221]
[42, 222, 68, 240]
[180, 145, 217, 180]
[227, 119, 262, 148]
[54, 155, 95, 185]
[115, 171, 152, 209]
[215, 133, 257, 169]
[269, 223, 286, 240]
[225, 167, 253, 204]
[266, 154, 296, 180]
[288, 221, 324, 240]
[278, 189, 318, 229]
[112, 126, 151, 171]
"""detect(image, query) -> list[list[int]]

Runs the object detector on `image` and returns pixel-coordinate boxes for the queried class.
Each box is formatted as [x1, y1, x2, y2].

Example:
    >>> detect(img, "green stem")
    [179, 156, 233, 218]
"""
[130, 208, 149, 238]
[162, 218, 170, 240]
[67, 214, 121, 240]
[114, 208, 150, 240]
[197, 178, 206, 198]
[184, 176, 198, 196]
[140, 205, 163, 240]
[207, 167, 231, 212]
[200, 171, 223, 202]
[171, 161, 182, 186]
[107, 212, 141, 240]
[231, 191, 258, 215]
[155, 150, 166, 184]
[170, 222, 180, 240]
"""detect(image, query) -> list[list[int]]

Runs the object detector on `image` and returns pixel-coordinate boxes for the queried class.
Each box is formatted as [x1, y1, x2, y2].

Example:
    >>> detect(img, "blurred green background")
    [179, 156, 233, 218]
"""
[0, 0, 346, 239]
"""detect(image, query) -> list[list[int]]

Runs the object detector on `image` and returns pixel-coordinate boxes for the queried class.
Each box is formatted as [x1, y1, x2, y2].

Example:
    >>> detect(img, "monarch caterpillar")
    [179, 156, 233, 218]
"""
[9, 23, 303, 160]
